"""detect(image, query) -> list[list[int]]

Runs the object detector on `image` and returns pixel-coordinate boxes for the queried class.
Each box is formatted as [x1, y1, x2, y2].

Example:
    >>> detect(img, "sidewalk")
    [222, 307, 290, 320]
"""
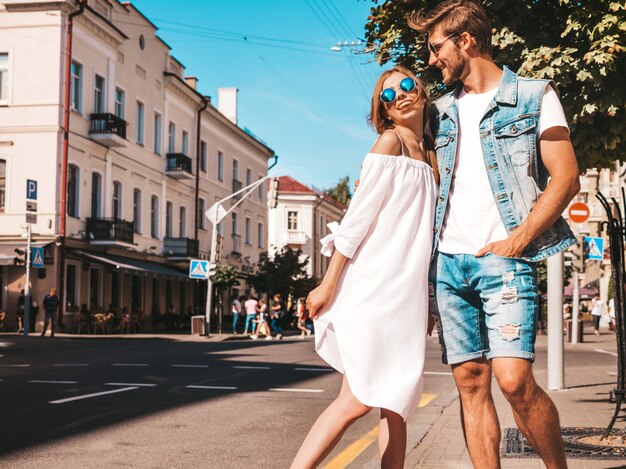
[405, 329, 625, 468]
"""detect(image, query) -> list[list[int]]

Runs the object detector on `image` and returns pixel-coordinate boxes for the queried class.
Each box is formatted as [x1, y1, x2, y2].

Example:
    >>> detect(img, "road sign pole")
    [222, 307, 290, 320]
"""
[205, 223, 218, 336]
[23, 224, 32, 337]
[547, 251, 565, 390]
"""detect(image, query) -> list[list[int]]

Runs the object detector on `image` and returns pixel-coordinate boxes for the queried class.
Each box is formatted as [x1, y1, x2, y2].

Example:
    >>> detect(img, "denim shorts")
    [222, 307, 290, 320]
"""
[429, 251, 538, 365]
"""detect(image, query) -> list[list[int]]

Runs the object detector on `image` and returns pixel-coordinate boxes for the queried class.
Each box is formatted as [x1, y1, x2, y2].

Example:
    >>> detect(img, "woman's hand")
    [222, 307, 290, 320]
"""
[306, 282, 336, 320]
[427, 313, 437, 337]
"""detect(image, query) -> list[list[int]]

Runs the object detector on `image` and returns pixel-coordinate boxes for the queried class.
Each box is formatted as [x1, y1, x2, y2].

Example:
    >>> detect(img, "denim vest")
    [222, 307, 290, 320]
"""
[430, 66, 576, 262]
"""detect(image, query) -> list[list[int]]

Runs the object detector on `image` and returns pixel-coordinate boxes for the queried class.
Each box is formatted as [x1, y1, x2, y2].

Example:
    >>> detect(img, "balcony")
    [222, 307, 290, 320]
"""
[163, 237, 199, 259]
[86, 217, 134, 247]
[166, 153, 194, 179]
[286, 231, 307, 245]
[89, 113, 127, 147]
[230, 234, 242, 258]
[232, 179, 242, 201]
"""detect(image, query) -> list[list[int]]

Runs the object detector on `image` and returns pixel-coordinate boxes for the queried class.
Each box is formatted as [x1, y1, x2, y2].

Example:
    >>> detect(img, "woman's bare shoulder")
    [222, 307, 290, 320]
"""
[370, 130, 402, 156]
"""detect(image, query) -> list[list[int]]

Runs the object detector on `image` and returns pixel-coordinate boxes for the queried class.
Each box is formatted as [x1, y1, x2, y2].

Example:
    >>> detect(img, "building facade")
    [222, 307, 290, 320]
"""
[0, 0, 274, 331]
[268, 176, 346, 279]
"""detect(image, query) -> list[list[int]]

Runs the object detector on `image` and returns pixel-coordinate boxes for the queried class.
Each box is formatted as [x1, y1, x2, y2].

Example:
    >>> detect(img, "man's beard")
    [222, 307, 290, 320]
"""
[442, 55, 465, 85]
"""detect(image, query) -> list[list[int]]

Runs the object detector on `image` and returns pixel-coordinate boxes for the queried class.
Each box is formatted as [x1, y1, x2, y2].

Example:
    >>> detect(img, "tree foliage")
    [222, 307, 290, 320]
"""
[211, 264, 238, 289]
[364, 0, 625, 169]
[324, 176, 352, 205]
[248, 247, 317, 302]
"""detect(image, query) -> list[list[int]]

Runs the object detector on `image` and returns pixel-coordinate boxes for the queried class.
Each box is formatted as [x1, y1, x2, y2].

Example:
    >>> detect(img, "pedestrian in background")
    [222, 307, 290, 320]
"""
[591, 293, 606, 336]
[295, 298, 311, 339]
[231, 295, 242, 334]
[252, 298, 271, 340]
[243, 294, 258, 336]
[270, 293, 284, 340]
[16, 289, 25, 333]
[41, 288, 59, 337]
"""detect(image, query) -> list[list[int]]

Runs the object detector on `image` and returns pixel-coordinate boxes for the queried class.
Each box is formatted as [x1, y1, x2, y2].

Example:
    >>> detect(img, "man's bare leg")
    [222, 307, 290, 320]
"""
[493, 358, 567, 469]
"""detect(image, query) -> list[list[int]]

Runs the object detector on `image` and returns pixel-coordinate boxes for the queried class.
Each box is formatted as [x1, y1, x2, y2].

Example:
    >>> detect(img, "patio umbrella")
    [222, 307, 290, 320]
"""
[564, 284, 598, 300]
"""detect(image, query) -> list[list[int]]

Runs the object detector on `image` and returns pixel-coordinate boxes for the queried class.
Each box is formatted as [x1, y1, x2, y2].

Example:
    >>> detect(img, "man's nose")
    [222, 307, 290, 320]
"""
[428, 51, 439, 67]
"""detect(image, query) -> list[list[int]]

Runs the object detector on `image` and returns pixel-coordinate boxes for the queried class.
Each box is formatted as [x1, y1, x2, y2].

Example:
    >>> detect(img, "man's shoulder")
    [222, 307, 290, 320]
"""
[432, 89, 456, 111]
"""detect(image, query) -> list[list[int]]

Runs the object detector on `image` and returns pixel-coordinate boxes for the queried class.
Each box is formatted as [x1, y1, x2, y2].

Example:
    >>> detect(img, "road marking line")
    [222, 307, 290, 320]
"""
[0, 364, 30, 367]
[29, 380, 78, 384]
[233, 365, 270, 370]
[186, 385, 238, 390]
[111, 363, 148, 367]
[105, 382, 157, 387]
[269, 388, 324, 393]
[595, 349, 618, 357]
[49, 386, 138, 404]
[419, 393, 437, 407]
[294, 367, 334, 372]
[424, 371, 453, 376]
[171, 364, 209, 368]
[324, 427, 379, 469]
[53, 364, 89, 367]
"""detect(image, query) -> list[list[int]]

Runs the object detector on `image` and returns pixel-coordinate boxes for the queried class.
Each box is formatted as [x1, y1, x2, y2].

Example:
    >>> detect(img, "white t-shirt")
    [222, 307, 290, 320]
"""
[591, 298, 605, 316]
[244, 299, 258, 315]
[438, 85, 568, 255]
[231, 298, 241, 313]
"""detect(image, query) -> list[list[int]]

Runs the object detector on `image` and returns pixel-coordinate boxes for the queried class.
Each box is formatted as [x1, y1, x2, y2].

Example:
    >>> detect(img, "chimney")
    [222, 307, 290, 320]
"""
[218, 87, 238, 125]
[184, 76, 198, 90]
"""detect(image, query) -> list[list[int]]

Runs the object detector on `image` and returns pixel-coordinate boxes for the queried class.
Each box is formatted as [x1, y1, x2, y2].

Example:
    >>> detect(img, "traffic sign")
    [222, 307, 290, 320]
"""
[206, 203, 227, 225]
[583, 236, 604, 260]
[26, 179, 37, 200]
[568, 202, 590, 223]
[189, 259, 210, 279]
[31, 247, 44, 268]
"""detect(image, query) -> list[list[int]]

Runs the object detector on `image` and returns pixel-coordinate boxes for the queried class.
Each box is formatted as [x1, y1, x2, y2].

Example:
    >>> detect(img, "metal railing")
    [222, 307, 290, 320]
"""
[89, 113, 127, 139]
[232, 179, 242, 200]
[166, 153, 193, 174]
[86, 217, 134, 244]
[163, 237, 199, 258]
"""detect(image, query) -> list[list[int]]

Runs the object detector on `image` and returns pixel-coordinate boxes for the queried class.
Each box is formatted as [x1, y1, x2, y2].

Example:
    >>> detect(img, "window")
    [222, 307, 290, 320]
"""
[66, 264, 78, 309]
[217, 151, 224, 181]
[136, 101, 145, 144]
[133, 188, 142, 233]
[111, 271, 120, 307]
[89, 268, 101, 308]
[94, 74, 105, 113]
[198, 198, 206, 230]
[67, 164, 79, 217]
[232, 159, 239, 182]
[112, 181, 122, 219]
[200, 140, 207, 173]
[257, 222, 264, 248]
[182, 130, 189, 155]
[114, 87, 125, 119]
[287, 210, 299, 230]
[154, 112, 162, 155]
[0, 159, 6, 212]
[91, 172, 101, 218]
[246, 169, 252, 188]
[258, 176, 264, 202]
[168, 122, 176, 153]
[0, 53, 9, 103]
[179, 206, 186, 237]
[150, 195, 159, 238]
[165, 201, 173, 237]
[70, 61, 82, 112]
[245, 217, 251, 245]
[231, 212, 238, 237]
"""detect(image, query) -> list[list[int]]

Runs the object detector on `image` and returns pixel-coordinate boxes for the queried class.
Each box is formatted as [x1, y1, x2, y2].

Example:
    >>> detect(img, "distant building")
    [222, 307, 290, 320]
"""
[268, 176, 346, 279]
[0, 0, 274, 331]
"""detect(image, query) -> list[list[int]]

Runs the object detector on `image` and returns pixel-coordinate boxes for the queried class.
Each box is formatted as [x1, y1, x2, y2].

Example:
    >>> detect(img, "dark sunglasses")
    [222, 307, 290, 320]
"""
[427, 33, 459, 57]
[380, 77, 417, 104]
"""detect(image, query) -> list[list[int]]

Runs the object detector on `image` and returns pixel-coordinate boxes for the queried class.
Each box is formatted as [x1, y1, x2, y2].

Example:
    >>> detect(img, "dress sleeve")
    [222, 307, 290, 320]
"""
[321, 154, 396, 259]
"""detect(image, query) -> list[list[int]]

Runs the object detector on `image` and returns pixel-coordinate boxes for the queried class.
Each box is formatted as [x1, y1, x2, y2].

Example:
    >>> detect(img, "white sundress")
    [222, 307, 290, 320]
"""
[314, 151, 436, 420]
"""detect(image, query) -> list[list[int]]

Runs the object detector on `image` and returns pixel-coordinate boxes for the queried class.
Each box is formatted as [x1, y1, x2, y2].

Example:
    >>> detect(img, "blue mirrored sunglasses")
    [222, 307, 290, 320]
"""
[380, 77, 417, 104]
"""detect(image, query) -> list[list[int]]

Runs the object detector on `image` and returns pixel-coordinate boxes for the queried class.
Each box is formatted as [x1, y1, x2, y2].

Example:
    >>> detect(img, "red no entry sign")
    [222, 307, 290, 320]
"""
[568, 202, 590, 223]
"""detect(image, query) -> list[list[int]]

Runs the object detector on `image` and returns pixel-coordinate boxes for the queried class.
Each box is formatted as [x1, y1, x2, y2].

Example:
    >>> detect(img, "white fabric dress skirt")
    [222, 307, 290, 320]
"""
[314, 153, 436, 420]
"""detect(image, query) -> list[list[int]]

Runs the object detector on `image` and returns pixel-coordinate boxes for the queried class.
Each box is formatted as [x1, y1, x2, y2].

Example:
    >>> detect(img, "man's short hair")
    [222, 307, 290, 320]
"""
[408, 0, 492, 56]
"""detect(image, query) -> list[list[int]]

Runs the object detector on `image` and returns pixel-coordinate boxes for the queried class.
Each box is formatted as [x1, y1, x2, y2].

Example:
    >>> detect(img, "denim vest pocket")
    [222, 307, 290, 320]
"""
[494, 116, 536, 167]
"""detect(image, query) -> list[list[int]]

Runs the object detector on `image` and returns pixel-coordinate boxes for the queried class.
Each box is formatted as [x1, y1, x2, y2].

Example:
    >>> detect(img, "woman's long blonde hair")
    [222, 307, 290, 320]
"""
[367, 66, 439, 184]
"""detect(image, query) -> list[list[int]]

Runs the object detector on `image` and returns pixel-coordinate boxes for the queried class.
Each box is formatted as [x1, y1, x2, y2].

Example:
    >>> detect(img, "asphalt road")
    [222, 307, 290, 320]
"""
[0, 333, 457, 468]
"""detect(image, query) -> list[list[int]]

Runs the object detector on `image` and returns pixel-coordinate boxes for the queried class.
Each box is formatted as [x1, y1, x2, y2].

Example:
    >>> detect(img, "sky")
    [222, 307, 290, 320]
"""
[131, 0, 386, 192]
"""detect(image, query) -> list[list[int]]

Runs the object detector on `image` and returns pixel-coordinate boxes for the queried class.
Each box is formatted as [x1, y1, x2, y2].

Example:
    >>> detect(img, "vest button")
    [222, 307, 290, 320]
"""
[511, 125, 518, 134]
[445, 167, 451, 173]
[450, 136, 455, 142]
[439, 196, 444, 202]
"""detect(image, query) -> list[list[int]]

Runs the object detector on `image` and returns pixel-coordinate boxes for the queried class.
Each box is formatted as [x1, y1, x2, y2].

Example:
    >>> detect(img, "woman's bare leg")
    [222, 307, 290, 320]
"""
[291, 376, 372, 469]
[378, 408, 406, 469]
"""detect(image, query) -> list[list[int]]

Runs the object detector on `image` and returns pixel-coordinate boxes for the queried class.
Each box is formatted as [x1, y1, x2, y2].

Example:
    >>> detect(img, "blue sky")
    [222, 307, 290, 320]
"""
[131, 0, 385, 191]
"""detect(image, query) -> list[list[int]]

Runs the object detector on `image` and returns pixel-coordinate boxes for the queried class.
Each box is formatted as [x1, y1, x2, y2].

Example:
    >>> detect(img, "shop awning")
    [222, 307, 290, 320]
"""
[71, 249, 188, 279]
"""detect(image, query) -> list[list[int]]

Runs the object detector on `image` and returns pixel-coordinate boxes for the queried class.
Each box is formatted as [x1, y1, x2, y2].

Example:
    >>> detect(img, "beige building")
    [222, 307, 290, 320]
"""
[268, 176, 346, 279]
[0, 0, 274, 331]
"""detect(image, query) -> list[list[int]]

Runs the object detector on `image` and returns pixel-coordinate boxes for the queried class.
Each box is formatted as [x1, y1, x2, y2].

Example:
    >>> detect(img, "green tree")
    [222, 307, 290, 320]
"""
[325, 176, 352, 205]
[364, 0, 625, 169]
[249, 247, 317, 303]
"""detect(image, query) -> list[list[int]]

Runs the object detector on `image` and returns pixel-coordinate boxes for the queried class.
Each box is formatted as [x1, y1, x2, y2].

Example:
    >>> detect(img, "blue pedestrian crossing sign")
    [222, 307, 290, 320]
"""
[189, 259, 210, 279]
[583, 236, 604, 261]
[31, 247, 44, 268]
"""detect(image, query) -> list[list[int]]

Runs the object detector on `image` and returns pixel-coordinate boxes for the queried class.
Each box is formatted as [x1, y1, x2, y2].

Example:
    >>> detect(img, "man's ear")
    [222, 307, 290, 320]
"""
[458, 32, 477, 52]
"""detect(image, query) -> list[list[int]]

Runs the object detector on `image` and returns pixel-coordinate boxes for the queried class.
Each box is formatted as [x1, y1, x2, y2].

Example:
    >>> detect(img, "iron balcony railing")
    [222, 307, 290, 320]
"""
[166, 153, 193, 174]
[89, 113, 127, 139]
[163, 237, 199, 258]
[86, 217, 134, 244]
[231, 234, 242, 257]
[232, 179, 242, 201]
